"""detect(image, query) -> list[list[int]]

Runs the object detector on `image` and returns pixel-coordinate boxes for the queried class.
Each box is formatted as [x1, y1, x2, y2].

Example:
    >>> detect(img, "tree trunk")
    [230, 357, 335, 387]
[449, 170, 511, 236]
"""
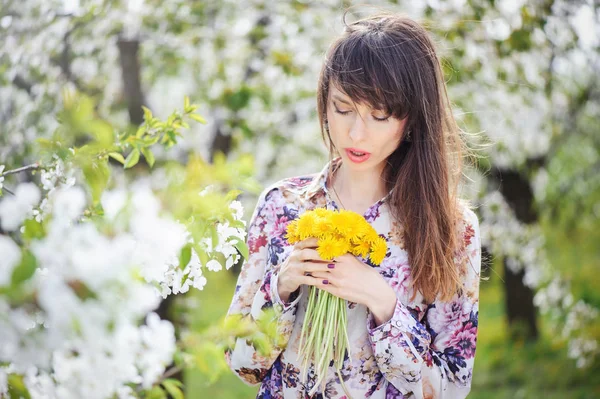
[116, 35, 184, 386]
[493, 168, 539, 341]
[117, 38, 146, 125]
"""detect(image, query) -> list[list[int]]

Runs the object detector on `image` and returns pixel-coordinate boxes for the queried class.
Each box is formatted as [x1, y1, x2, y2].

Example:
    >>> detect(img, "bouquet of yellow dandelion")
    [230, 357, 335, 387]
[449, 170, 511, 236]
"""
[286, 208, 387, 396]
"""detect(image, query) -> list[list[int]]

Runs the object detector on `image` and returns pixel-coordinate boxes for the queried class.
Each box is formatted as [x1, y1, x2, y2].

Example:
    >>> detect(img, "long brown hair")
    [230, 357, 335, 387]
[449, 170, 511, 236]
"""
[317, 11, 468, 303]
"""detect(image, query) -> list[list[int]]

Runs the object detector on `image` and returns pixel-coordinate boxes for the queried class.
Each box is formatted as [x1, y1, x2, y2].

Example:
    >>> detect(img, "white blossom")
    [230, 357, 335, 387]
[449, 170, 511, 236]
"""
[230, 200, 244, 220]
[0, 182, 41, 231]
[206, 259, 223, 272]
[51, 186, 87, 222]
[0, 235, 21, 287]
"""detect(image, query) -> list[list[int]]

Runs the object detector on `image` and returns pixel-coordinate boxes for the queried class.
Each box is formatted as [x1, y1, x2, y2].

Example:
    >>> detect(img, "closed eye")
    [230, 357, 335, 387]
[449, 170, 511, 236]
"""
[334, 106, 390, 122]
[334, 108, 351, 116]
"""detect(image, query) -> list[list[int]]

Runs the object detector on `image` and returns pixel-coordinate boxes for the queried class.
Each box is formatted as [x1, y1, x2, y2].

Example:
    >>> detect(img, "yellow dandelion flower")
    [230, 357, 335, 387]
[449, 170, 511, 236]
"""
[345, 211, 366, 226]
[296, 212, 319, 240]
[363, 228, 381, 244]
[350, 238, 372, 258]
[313, 208, 332, 218]
[331, 211, 367, 241]
[313, 217, 334, 237]
[369, 236, 388, 265]
[330, 211, 350, 231]
[317, 235, 350, 261]
[285, 219, 300, 243]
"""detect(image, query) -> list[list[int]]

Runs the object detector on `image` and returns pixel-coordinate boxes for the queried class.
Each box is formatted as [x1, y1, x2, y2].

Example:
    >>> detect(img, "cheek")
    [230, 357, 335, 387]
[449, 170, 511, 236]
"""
[326, 110, 343, 140]
[376, 129, 403, 155]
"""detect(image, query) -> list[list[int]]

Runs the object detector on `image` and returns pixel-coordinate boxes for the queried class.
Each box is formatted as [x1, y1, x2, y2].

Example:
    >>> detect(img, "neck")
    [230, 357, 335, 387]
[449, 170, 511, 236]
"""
[331, 160, 388, 211]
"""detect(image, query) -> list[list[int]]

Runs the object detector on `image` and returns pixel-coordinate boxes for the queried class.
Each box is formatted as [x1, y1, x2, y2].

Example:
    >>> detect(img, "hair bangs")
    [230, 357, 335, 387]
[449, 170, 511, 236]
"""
[326, 33, 410, 120]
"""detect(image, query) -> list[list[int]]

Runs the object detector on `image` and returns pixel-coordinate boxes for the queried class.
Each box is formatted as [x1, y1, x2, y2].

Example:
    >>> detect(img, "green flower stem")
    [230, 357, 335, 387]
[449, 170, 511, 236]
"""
[335, 298, 344, 367]
[300, 287, 326, 382]
[298, 285, 317, 354]
[313, 292, 336, 395]
[299, 286, 352, 398]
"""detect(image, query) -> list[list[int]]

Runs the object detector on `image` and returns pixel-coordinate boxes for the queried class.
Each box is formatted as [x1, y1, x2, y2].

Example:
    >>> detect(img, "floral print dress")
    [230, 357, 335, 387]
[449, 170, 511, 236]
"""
[225, 157, 481, 399]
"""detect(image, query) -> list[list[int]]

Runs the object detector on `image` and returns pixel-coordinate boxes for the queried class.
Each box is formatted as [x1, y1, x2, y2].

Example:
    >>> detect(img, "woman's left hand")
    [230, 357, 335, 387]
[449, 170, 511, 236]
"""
[305, 253, 397, 326]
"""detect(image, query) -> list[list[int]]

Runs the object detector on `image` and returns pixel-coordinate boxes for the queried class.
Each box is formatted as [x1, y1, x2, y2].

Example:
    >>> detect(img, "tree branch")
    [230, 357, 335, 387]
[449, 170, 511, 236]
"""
[160, 365, 182, 380]
[0, 162, 41, 177]
[1, 186, 15, 196]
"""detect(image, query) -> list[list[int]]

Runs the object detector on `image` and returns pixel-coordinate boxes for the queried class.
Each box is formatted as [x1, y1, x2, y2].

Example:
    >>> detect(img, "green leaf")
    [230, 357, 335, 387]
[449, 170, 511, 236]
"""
[232, 238, 249, 260]
[108, 152, 126, 164]
[225, 189, 242, 202]
[162, 378, 183, 389]
[142, 135, 161, 146]
[194, 244, 209, 266]
[140, 147, 155, 168]
[184, 96, 190, 112]
[135, 125, 146, 138]
[11, 249, 37, 287]
[179, 244, 192, 270]
[147, 386, 167, 399]
[22, 218, 45, 241]
[189, 113, 207, 124]
[8, 373, 31, 399]
[229, 219, 247, 229]
[88, 120, 114, 147]
[223, 85, 252, 112]
[162, 379, 184, 399]
[83, 160, 109, 203]
[124, 149, 140, 169]
[142, 106, 153, 121]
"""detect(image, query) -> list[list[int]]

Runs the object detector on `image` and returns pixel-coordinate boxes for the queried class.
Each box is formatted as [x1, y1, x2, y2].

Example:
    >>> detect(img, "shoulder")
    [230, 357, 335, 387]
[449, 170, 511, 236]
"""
[257, 173, 320, 206]
[253, 172, 321, 217]
[456, 199, 480, 245]
[455, 199, 482, 278]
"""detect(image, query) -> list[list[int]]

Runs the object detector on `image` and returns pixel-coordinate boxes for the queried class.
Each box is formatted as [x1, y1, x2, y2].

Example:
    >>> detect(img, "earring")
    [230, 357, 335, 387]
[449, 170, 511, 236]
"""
[324, 118, 329, 132]
[405, 129, 412, 141]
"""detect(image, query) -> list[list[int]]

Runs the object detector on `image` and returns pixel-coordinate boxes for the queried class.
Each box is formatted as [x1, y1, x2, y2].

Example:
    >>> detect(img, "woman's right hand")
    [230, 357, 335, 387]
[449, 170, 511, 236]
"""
[277, 237, 333, 302]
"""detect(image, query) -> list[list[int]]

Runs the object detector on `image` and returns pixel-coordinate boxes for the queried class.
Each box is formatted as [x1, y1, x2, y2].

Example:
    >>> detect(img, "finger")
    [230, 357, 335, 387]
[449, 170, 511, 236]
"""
[300, 275, 334, 288]
[335, 253, 354, 261]
[298, 248, 329, 263]
[300, 276, 340, 296]
[303, 261, 336, 273]
[295, 237, 319, 250]
[308, 271, 332, 281]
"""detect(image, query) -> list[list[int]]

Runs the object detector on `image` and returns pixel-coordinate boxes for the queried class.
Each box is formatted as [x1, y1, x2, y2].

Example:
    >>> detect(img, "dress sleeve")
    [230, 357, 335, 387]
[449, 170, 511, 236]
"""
[366, 207, 481, 398]
[224, 186, 303, 386]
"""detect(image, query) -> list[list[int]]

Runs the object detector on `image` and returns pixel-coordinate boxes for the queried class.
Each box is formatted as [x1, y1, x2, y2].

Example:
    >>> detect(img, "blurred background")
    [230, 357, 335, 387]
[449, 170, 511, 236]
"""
[1, 0, 599, 398]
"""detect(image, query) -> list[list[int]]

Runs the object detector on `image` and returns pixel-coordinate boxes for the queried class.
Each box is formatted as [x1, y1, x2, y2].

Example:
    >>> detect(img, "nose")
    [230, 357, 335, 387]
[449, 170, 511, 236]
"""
[348, 113, 368, 143]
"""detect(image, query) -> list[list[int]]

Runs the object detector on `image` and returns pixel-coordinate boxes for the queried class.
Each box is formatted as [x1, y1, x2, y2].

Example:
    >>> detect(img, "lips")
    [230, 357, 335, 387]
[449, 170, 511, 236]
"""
[344, 148, 371, 163]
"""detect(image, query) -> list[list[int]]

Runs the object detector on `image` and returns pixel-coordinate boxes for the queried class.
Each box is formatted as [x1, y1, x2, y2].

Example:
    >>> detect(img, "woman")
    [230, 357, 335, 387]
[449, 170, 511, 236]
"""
[225, 11, 481, 399]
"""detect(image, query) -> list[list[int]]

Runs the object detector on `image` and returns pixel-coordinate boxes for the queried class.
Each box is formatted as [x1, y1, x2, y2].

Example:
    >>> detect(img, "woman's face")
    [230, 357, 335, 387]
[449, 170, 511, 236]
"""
[326, 83, 408, 172]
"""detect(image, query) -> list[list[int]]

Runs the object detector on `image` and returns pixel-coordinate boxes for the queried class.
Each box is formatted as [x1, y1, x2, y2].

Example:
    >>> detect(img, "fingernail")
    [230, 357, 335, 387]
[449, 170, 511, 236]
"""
[327, 263, 335, 269]
[323, 279, 329, 285]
